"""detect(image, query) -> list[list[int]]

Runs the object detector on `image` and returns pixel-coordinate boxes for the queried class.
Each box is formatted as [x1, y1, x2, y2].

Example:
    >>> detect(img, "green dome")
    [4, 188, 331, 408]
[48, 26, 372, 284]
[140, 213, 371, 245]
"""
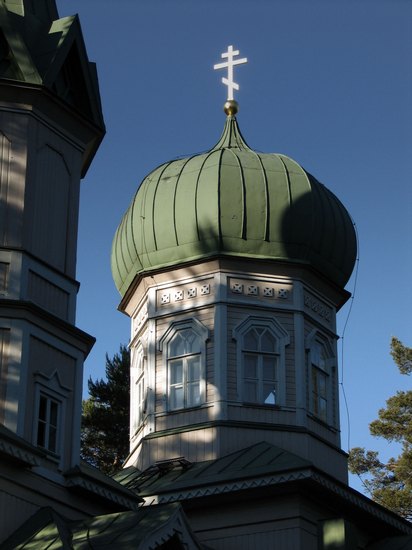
[112, 116, 357, 296]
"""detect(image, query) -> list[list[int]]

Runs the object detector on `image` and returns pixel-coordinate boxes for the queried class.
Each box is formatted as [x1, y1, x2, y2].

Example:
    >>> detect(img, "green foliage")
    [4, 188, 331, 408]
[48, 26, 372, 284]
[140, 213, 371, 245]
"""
[348, 338, 412, 521]
[81, 345, 130, 475]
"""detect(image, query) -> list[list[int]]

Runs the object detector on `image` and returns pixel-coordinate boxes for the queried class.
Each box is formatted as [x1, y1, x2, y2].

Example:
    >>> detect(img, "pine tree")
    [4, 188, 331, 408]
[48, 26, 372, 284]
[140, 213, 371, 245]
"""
[348, 337, 412, 520]
[81, 345, 130, 475]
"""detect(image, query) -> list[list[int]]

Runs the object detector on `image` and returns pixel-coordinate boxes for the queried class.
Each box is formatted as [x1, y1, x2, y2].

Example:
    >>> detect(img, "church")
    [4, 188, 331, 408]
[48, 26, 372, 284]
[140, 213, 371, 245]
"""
[0, 1, 411, 548]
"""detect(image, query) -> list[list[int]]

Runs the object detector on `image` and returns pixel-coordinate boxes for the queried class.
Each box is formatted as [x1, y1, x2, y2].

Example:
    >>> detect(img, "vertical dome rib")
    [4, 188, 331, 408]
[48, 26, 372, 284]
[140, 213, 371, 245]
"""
[254, 152, 270, 242]
[173, 155, 198, 246]
[150, 161, 174, 251]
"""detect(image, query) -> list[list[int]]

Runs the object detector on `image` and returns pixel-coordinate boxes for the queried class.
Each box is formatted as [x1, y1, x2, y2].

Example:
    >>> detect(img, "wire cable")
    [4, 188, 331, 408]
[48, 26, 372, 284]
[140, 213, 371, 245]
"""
[339, 220, 360, 452]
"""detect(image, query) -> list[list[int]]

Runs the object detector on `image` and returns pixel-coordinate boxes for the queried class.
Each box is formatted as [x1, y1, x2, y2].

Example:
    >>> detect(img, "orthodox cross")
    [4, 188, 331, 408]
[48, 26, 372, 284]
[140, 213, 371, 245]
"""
[214, 45, 247, 101]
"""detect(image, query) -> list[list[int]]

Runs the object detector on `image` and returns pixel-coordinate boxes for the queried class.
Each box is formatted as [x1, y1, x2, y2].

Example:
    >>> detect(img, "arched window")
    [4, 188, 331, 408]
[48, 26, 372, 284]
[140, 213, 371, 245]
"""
[159, 320, 209, 412]
[243, 327, 279, 404]
[234, 317, 290, 406]
[306, 331, 336, 424]
[131, 342, 145, 434]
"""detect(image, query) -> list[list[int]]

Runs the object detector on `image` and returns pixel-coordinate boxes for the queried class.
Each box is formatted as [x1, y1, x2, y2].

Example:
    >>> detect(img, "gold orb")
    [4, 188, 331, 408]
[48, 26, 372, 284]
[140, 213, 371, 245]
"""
[224, 100, 239, 116]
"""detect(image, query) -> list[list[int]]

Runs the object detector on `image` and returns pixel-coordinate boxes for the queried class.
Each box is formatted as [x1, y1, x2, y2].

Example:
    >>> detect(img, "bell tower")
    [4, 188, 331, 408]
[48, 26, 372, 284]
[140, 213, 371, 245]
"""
[112, 48, 357, 484]
[0, 0, 104, 471]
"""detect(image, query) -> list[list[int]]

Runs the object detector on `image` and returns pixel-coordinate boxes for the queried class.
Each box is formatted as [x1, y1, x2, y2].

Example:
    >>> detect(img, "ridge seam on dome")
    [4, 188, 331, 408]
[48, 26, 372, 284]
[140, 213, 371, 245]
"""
[151, 161, 174, 252]
[253, 151, 270, 241]
[194, 151, 216, 241]
[217, 149, 224, 248]
[173, 154, 198, 247]
[226, 148, 247, 240]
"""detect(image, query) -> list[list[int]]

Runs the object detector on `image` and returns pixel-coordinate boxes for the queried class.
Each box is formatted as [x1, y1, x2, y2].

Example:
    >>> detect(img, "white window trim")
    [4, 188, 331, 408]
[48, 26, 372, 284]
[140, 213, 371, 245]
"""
[32, 370, 70, 458]
[305, 330, 336, 425]
[159, 319, 209, 412]
[130, 341, 146, 436]
[233, 316, 290, 406]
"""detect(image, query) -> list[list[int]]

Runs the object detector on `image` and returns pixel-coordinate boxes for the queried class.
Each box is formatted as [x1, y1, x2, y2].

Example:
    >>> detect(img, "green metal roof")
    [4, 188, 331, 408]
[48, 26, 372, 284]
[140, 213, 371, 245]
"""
[0, 504, 205, 549]
[115, 441, 313, 497]
[111, 115, 357, 297]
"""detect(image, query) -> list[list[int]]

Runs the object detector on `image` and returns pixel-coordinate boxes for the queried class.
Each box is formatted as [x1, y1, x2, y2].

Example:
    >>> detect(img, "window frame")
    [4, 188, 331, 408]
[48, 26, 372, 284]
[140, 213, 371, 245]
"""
[159, 319, 209, 412]
[130, 341, 146, 435]
[36, 392, 60, 454]
[305, 331, 336, 425]
[233, 316, 290, 407]
[33, 371, 69, 458]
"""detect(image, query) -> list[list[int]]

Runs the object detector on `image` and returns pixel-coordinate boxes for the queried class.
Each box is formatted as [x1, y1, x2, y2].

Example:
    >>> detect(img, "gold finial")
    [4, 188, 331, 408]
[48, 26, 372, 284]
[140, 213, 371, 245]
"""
[224, 100, 239, 116]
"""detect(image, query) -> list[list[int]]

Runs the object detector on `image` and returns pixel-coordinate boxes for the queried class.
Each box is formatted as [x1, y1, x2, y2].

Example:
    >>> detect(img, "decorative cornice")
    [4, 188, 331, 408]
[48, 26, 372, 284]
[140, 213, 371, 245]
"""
[0, 426, 44, 467]
[143, 466, 412, 535]
[65, 470, 143, 511]
[0, 299, 95, 355]
[310, 471, 412, 534]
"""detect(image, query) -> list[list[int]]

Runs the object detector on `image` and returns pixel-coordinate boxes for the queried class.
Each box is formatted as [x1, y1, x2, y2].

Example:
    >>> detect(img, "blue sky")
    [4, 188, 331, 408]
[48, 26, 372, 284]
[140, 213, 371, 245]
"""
[57, 0, 412, 493]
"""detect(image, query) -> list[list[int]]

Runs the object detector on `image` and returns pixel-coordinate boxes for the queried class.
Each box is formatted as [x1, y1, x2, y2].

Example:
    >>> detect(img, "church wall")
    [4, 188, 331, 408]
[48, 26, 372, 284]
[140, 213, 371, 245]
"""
[0, 107, 84, 280]
[24, 113, 83, 278]
[187, 493, 318, 550]
[0, 111, 27, 249]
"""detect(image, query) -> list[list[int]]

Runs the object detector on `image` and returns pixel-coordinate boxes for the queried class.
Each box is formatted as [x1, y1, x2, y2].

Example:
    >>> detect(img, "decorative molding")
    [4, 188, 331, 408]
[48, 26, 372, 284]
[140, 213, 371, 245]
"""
[228, 277, 293, 302]
[303, 292, 332, 324]
[133, 302, 148, 335]
[157, 279, 213, 309]
[152, 468, 313, 504]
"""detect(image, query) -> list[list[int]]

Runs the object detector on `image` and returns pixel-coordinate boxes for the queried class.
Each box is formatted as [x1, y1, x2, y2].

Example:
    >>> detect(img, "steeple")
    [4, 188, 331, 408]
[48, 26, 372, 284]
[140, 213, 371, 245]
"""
[112, 48, 357, 483]
[0, 0, 104, 472]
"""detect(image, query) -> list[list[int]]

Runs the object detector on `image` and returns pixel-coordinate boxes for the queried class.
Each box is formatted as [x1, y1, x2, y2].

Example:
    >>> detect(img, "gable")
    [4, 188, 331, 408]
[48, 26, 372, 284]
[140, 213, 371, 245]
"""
[0, 3, 104, 129]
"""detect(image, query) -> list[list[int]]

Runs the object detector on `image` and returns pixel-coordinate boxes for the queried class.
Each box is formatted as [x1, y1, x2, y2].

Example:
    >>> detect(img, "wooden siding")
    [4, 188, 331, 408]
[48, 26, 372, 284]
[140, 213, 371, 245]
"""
[28, 270, 69, 320]
[28, 336, 76, 389]
[30, 145, 70, 273]
[0, 328, 10, 425]
[190, 495, 317, 550]
[0, 262, 8, 293]
[227, 403, 296, 426]
[0, 131, 11, 247]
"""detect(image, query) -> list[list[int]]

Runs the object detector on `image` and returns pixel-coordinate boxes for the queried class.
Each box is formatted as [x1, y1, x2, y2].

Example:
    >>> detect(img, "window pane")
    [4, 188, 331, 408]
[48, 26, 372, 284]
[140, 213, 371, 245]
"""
[244, 329, 258, 351]
[49, 426, 57, 453]
[244, 354, 258, 378]
[170, 360, 183, 384]
[39, 395, 47, 421]
[170, 386, 184, 410]
[312, 341, 321, 367]
[37, 421, 46, 447]
[318, 372, 327, 396]
[187, 356, 200, 382]
[262, 356, 276, 381]
[187, 382, 200, 407]
[170, 333, 185, 357]
[50, 401, 58, 427]
[263, 383, 277, 405]
[244, 380, 257, 402]
[261, 331, 276, 353]
[184, 330, 201, 354]
[319, 397, 327, 419]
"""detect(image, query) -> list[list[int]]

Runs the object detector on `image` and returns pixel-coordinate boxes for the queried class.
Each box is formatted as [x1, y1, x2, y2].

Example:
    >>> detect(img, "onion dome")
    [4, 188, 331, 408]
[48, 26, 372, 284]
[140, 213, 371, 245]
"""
[112, 112, 357, 297]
